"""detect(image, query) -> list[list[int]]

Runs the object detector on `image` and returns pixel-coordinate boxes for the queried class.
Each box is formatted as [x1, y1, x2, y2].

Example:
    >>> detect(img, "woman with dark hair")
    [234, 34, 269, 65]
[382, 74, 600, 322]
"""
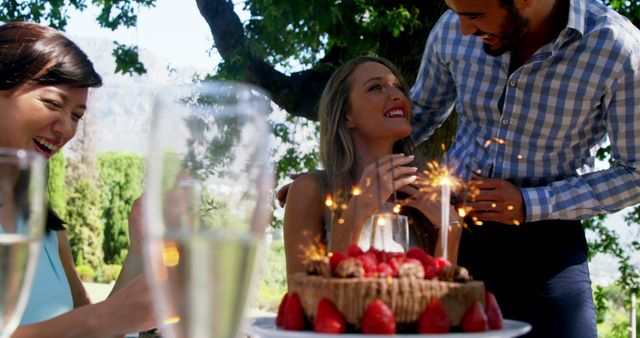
[283, 56, 461, 281]
[0, 21, 155, 337]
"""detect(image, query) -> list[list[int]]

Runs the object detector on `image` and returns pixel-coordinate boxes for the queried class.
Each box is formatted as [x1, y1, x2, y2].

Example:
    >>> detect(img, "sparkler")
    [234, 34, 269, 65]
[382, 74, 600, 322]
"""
[299, 233, 327, 264]
[416, 160, 472, 218]
[439, 173, 451, 260]
[375, 157, 383, 210]
[325, 194, 336, 251]
[389, 156, 402, 214]
[411, 144, 476, 258]
[390, 156, 398, 205]
[350, 185, 361, 239]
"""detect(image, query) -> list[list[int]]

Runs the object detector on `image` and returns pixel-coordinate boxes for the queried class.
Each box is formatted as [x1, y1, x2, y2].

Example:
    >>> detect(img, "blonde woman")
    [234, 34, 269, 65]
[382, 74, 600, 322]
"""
[283, 56, 460, 281]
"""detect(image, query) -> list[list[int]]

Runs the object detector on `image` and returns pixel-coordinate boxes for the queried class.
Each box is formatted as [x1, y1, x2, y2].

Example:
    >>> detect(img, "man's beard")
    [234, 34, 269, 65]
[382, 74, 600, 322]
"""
[482, 6, 530, 56]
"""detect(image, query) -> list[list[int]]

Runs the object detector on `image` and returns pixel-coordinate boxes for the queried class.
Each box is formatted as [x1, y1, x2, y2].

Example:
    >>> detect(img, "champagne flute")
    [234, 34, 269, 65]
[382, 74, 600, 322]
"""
[369, 212, 409, 253]
[144, 81, 273, 338]
[356, 202, 409, 253]
[0, 148, 46, 338]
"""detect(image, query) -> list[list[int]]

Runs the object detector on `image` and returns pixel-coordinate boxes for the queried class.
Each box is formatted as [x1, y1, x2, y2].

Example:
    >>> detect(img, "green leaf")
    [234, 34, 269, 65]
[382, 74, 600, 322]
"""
[111, 42, 147, 75]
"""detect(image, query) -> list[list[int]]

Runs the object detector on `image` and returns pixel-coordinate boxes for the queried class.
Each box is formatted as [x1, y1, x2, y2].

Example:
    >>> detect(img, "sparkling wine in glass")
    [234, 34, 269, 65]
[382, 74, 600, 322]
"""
[356, 203, 409, 253]
[0, 148, 46, 338]
[369, 212, 409, 253]
[144, 81, 272, 338]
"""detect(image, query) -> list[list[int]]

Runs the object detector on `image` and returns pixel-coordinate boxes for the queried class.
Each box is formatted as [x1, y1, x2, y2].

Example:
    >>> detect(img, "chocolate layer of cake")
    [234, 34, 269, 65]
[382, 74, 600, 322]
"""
[289, 273, 485, 326]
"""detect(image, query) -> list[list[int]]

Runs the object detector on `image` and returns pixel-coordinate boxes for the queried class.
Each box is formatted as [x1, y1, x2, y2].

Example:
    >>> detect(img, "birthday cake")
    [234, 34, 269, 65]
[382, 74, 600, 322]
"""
[278, 245, 504, 334]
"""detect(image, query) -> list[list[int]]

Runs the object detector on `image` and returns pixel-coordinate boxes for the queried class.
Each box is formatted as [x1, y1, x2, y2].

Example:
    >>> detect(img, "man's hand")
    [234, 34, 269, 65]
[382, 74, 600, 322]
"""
[276, 173, 304, 207]
[465, 177, 526, 225]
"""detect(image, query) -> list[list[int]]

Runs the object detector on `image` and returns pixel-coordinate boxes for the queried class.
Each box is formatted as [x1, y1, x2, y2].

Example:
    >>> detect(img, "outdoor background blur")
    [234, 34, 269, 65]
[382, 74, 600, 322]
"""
[1, 0, 639, 336]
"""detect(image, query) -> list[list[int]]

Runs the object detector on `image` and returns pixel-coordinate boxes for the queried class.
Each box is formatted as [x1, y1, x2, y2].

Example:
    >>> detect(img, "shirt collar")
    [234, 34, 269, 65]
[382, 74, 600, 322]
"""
[565, 0, 585, 37]
[551, 0, 585, 49]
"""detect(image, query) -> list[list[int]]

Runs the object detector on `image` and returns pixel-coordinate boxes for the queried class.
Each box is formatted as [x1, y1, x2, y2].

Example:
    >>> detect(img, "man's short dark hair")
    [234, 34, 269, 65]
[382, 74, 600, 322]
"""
[498, 0, 514, 9]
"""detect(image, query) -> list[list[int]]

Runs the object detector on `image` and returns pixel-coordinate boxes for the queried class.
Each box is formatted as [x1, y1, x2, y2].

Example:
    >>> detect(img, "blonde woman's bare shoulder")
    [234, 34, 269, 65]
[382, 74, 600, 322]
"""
[289, 172, 323, 195]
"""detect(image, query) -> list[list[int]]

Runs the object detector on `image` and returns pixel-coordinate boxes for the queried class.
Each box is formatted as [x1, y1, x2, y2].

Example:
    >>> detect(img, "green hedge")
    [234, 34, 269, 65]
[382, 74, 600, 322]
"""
[96, 264, 122, 284]
[76, 265, 96, 282]
[254, 240, 287, 312]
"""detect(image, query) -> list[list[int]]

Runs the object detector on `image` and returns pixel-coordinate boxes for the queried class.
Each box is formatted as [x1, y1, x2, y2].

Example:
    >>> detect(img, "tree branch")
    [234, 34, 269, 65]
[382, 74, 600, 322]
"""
[196, 0, 333, 120]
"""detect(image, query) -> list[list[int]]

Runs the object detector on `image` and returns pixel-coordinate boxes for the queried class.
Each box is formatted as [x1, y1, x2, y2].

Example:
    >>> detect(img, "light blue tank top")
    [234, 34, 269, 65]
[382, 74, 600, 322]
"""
[20, 230, 73, 325]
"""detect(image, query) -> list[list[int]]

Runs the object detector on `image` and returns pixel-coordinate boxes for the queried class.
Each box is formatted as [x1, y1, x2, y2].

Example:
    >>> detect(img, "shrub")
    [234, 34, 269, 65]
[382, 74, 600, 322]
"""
[97, 152, 144, 265]
[253, 240, 287, 312]
[76, 265, 96, 282]
[65, 178, 104, 271]
[97, 264, 122, 283]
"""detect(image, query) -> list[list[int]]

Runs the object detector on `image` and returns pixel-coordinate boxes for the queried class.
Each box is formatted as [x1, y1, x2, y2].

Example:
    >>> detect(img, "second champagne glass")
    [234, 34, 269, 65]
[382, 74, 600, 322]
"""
[369, 213, 409, 253]
[144, 81, 273, 338]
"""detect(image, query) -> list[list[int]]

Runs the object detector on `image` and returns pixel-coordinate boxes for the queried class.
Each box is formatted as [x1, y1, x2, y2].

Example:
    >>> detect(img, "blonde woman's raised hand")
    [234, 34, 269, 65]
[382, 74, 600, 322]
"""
[355, 154, 417, 216]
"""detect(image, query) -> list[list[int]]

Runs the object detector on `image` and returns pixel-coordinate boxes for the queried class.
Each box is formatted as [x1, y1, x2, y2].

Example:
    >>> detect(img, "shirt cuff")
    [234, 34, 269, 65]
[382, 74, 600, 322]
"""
[520, 186, 552, 222]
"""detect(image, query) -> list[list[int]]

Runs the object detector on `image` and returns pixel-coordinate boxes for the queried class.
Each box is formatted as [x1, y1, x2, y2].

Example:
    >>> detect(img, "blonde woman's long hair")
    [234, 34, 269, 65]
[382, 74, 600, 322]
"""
[318, 55, 415, 201]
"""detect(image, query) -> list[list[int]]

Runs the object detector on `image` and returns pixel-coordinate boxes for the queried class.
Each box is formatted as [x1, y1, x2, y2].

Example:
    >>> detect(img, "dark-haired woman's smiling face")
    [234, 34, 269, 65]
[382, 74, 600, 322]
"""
[0, 83, 87, 158]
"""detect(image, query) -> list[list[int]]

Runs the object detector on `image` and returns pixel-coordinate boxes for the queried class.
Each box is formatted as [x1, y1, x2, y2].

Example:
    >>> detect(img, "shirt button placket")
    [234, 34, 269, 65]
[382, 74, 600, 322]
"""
[498, 77, 516, 178]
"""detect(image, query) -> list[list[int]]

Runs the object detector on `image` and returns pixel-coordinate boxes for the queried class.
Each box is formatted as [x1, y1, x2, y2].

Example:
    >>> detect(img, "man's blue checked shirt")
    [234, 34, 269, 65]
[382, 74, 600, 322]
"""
[410, 0, 640, 222]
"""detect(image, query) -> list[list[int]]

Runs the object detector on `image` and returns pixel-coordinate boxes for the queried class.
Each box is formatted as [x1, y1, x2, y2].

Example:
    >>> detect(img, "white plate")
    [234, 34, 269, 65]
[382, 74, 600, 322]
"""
[246, 316, 531, 338]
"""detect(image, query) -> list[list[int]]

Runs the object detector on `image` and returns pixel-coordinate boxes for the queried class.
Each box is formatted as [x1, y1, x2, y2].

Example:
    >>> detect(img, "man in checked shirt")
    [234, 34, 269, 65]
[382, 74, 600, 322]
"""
[410, 0, 640, 336]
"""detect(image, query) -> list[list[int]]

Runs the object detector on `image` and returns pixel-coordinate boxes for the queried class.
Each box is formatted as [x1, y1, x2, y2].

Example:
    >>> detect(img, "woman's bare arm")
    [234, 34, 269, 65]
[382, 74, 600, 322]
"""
[56, 231, 91, 307]
[283, 174, 324, 285]
[12, 275, 154, 338]
[110, 196, 144, 295]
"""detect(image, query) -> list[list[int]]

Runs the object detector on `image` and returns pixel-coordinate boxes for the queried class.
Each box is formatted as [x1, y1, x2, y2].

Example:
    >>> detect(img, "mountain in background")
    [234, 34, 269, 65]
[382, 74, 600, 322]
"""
[67, 36, 209, 155]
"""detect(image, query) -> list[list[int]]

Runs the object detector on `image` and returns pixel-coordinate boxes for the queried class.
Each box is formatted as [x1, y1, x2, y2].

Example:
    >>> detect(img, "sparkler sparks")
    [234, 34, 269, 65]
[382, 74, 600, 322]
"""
[299, 233, 328, 264]
[164, 316, 181, 325]
[405, 154, 485, 232]
[325, 194, 339, 251]
[392, 204, 401, 214]
[458, 208, 467, 218]
[325, 194, 334, 208]
[483, 136, 507, 148]
[413, 161, 478, 206]
[417, 161, 461, 195]
[352, 186, 362, 196]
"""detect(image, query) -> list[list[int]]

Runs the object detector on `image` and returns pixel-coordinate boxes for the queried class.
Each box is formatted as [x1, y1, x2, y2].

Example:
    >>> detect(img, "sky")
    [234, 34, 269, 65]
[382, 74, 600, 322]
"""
[65, 0, 219, 71]
[48, 0, 640, 286]
[59, 0, 303, 155]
